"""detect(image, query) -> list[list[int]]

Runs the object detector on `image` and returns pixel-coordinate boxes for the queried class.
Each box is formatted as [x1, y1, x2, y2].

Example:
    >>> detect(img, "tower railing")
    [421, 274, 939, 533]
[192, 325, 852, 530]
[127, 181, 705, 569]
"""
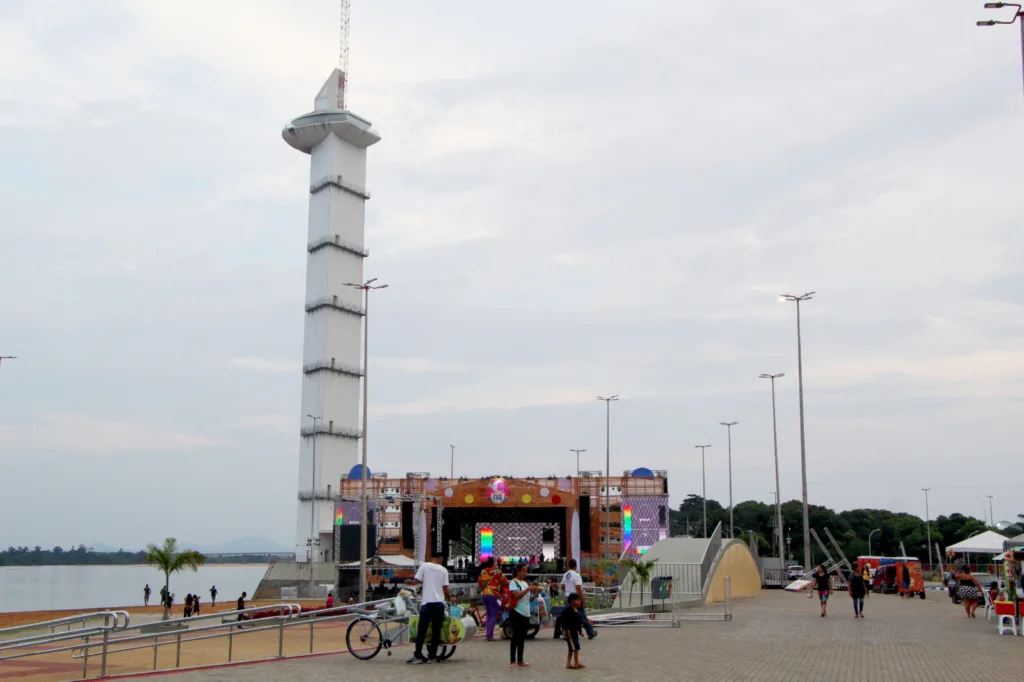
[302, 358, 363, 377]
[307, 233, 368, 258]
[304, 296, 364, 316]
[300, 424, 361, 438]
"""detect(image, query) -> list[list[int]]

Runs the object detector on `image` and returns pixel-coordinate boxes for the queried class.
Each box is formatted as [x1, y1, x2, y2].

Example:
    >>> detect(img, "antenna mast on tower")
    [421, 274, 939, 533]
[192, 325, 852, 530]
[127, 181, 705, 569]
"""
[338, 0, 351, 110]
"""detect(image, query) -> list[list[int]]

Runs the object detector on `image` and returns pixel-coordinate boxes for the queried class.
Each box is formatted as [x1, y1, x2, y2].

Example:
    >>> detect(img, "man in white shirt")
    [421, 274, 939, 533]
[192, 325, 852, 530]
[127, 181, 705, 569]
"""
[561, 559, 597, 639]
[407, 552, 452, 664]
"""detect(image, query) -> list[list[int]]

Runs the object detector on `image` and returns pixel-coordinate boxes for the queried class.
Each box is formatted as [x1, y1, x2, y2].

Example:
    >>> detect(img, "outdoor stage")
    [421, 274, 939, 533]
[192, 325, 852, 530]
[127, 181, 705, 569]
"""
[333, 468, 670, 582]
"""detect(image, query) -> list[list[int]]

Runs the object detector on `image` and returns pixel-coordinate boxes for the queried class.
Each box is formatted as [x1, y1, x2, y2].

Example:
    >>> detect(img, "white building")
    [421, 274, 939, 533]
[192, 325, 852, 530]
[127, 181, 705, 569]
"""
[282, 70, 380, 562]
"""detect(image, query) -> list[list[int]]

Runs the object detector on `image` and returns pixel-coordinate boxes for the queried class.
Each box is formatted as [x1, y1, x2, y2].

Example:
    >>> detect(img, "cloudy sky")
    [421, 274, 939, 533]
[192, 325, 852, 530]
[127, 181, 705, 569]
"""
[1, 1, 1022, 551]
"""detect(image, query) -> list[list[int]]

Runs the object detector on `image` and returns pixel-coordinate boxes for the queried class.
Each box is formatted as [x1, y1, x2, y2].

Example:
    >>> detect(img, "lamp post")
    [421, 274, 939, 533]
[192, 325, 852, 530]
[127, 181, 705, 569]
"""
[719, 422, 738, 538]
[695, 445, 712, 538]
[977, 2, 1024, 96]
[922, 488, 933, 568]
[597, 396, 619, 555]
[769, 492, 777, 556]
[344, 277, 388, 603]
[570, 449, 586, 476]
[759, 372, 785, 566]
[306, 414, 321, 584]
[987, 495, 996, 526]
[450, 445, 455, 478]
[868, 528, 881, 556]
[0, 356, 16, 368]
[780, 291, 814, 574]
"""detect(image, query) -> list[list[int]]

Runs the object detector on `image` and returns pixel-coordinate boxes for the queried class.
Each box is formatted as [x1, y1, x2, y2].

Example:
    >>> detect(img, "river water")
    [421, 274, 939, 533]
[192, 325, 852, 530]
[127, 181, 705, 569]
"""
[0, 564, 269, 613]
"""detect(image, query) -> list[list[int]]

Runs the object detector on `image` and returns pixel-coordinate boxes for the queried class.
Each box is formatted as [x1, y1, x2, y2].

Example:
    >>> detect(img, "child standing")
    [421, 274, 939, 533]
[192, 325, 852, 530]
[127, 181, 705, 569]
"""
[562, 593, 586, 670]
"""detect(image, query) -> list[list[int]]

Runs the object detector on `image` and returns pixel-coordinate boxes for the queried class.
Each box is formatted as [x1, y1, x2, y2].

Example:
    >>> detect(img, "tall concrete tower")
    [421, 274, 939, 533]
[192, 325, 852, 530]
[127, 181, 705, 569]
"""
[282, 71, 381, 562]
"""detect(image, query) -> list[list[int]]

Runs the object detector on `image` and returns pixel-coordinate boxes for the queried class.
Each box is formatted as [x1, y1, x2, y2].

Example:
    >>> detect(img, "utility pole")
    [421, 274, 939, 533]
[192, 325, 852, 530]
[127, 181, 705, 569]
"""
[922, 488, 933, 568]
[345, 277, 388, 603]
[570, 449, 586, 476]
[695, 445, 712, 538]
[780, 292, 814, 574]
[450, 445, 455, 478]
[759, 372, 785, 567]
[987, 495, 996, 526]
[720, 422, 738, 538]
[597, 396, 619, 557]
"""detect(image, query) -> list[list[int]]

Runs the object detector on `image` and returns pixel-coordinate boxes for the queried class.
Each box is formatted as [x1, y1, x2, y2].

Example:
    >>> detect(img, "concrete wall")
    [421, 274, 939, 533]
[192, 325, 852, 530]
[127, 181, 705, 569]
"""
[253, 562, 338, 600]
[706, 543, 762, 603]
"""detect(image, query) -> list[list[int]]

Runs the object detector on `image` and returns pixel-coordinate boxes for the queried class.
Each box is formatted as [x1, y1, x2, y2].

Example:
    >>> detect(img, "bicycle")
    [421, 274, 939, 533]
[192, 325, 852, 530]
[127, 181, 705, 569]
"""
[345, 588, 460, 661]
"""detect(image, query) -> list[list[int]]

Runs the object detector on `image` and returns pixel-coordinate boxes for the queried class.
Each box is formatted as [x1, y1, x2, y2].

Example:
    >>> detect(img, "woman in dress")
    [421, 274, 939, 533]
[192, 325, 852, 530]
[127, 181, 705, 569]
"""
[955, 565, 983, 618]
[812, 565, 831, 617]
[477, 557, 507, 641]
[508, 563, 542, 668]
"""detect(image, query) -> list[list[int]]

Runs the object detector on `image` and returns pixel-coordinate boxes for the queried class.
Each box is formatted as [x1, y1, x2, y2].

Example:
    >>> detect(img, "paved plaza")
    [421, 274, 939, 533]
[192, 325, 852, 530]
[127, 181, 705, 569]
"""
[157, 591, 1024, 682]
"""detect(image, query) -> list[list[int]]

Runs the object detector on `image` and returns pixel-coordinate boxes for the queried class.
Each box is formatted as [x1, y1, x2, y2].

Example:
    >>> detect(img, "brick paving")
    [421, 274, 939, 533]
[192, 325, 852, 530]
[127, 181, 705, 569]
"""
[157, 591, 1024, 682]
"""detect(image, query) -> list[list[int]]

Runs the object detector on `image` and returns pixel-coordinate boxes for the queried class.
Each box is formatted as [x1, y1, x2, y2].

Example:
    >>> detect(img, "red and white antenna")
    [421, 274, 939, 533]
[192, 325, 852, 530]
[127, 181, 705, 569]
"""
[338, 0, 351, 110]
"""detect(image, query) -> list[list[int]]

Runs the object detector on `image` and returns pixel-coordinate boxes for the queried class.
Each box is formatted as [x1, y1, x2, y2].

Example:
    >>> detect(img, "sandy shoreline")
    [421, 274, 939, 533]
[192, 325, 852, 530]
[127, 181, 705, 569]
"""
[0, 599, 324, 629]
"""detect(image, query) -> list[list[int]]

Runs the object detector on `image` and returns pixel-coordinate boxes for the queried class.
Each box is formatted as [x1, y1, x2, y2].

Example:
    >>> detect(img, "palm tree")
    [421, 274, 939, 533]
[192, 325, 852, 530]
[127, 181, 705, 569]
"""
[144, 538, 206, 620]
[596, 557, 615, 587]
[620, 557, 657, 610]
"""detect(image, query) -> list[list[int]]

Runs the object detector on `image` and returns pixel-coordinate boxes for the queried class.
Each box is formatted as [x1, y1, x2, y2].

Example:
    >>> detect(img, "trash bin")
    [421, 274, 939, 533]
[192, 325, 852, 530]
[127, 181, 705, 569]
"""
[651, 576, 672, 600]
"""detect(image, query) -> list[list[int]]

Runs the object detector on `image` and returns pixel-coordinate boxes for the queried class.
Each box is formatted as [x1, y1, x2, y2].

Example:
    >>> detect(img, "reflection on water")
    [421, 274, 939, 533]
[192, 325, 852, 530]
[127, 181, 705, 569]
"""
[0, 564, 269, 613]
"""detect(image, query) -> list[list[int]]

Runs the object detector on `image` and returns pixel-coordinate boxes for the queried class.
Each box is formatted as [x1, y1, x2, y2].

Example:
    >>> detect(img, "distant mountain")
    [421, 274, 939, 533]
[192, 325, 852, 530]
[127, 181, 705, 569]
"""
[88, 536, 291, 555]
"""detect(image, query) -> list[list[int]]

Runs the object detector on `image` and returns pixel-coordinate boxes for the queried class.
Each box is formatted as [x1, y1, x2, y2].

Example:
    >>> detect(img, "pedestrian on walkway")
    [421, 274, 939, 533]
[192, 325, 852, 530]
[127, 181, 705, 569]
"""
[561, 559, 597, 639]
[955, 566, 982, 618]
[562, 593, 586, 670]
[477, 557, 507, 642]
[812, 565, 831, 617]
[143, 584, 151, 606]
[507, 562, 542, 668]
[184, 593, 193, 618]
[406, 552, 452, 665]
[210, 585, 218, 606]
[848, 569, 866, 618]
[192, 593, 201, 615]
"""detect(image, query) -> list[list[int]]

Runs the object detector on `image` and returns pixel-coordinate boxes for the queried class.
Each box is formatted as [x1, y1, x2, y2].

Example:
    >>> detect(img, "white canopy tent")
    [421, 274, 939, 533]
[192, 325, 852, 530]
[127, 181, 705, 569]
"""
[946, 531, 1007, 555]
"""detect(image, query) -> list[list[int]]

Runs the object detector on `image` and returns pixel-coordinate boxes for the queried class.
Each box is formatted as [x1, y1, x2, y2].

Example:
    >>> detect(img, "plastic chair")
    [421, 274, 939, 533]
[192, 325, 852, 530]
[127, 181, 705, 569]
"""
[997, 614, 1017, 636]
[983, 590, 994, 620]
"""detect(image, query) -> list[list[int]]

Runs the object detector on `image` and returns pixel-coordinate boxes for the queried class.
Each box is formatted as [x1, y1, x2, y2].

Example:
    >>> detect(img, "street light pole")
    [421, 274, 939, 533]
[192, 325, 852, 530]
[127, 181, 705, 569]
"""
[597, 396, 619, 557]
[922, 488, 933, 567]
[695, 445, 712, 538]
[720, 422, 738, 538]
[759, 372, 785, 566]
[570, 449, 586, 476]
[977, 2, 1024, 96]
[450, 445, 455, 478]
[781, 292, 814, 574]
[868, 528, 881, 556]
[345, 278, 388, 603]
[987, 495, 996, 526]
[306, 414, 321, 585]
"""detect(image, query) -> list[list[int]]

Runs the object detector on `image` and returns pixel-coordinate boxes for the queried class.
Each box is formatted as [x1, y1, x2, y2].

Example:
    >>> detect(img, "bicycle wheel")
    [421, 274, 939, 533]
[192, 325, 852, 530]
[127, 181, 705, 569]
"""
[437, 644, 457, 660]
[346, 617, 384, 660]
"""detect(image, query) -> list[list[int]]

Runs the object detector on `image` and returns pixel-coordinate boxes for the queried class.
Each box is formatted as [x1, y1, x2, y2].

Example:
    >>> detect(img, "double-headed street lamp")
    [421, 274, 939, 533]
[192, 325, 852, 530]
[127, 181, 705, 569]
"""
[719, 422, 738, 538]
[759, 372, 785, 567]
[977, 3, 1024, 95]
[695, 445, 712, 538]
[922, 488, 933, 567]
[344, 277, 388, 603]
[780, 292, 814, 573]
[597, 396, 619, 555]
[570, 448, 586, 476]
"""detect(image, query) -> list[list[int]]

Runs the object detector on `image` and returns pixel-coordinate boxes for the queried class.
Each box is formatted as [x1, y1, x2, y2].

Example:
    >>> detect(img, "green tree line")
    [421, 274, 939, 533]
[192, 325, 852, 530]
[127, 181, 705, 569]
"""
[669, 494, 1019, 564]
[0, 545, 288, 566]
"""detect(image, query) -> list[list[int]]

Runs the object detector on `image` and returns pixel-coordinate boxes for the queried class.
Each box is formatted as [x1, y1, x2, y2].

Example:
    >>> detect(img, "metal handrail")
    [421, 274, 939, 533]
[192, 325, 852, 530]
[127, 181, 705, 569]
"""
[0, 610, 129, 638]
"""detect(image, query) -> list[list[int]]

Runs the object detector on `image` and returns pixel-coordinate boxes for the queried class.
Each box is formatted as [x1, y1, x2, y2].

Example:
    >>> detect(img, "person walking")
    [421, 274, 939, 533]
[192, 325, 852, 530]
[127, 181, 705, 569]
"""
[210, 586, 218, 606]
[812, 565, 831, 617]
[955, 566, 982, 618]
[507, 562, 541, 668]
[236, 592, 247, 624]
[561, 559, 597, 639]
[407, 552, 452, 665]
[143, 584, 151, 606]
[477, 557, 507, 642]
[861, 565, 871, 598]
[848, 568, 866, 618]
[184, 593, 193, 618]
[192, 593, 201, 615]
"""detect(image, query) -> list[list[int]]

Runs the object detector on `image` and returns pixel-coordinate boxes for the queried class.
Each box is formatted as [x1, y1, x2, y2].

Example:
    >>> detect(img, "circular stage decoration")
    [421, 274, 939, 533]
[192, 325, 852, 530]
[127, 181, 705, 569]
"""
[486, 478, 510, 504]
[631, 467, 655, 478]
[521, 493, 532, 504]
[348, 464, 371, 480]
[464, 494, 475, 504]
[558, 477, 571, 491]
[539, 487, 550, 498]
[551, 494, 561, 505]
[425, 478, 438, 491]
[444, 488, 454, 498]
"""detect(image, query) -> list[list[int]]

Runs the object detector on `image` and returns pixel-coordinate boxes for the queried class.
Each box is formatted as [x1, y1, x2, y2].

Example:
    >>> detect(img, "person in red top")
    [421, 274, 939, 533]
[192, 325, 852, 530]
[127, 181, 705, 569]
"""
[477, 557, 508, 641]
[325, 592, 335, 608]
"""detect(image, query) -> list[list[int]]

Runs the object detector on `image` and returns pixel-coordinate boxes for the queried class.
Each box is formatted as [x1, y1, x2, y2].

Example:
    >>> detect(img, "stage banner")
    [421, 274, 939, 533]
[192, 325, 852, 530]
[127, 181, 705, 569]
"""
[571, 511, 581, 565]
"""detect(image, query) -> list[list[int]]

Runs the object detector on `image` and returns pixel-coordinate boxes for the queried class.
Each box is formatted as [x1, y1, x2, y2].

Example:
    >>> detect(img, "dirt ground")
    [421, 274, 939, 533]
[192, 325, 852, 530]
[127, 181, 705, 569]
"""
[0, 600, 324, 629]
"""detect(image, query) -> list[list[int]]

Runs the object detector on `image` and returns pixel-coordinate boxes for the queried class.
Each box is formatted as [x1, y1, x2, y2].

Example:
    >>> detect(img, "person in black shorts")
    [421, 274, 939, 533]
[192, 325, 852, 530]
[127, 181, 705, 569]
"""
[562, 593, 585, 669]
[812, 565, 831, 617]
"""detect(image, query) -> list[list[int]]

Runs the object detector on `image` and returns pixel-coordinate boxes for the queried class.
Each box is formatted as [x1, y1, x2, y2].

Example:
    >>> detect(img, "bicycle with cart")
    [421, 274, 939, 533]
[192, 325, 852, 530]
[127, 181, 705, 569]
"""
[500, 590, 551, 640]
[345, 587, 468, 660]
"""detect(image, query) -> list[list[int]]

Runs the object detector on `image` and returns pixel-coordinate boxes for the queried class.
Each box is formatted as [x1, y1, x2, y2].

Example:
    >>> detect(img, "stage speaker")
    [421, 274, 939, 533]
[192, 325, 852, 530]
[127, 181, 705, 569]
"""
[658, 506, 667, 526]
[542, 528, 555, 543]
[338, 512, 377, 561]
[663, 479, 668, 494]
[578, 495, 592, 551]
[401, 501, 414, 547]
